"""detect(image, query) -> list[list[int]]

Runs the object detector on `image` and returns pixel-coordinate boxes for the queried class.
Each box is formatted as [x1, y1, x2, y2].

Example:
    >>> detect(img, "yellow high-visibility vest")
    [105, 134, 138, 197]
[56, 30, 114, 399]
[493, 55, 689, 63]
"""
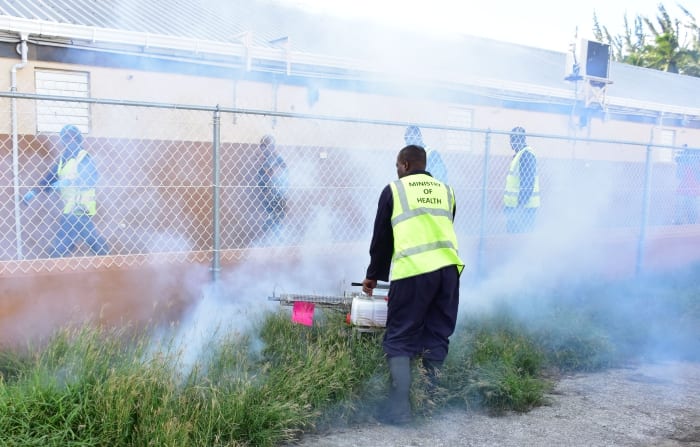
[389, 173, 464, 280]
[503, 147, 540, 208]
[57, 150, 97, 216]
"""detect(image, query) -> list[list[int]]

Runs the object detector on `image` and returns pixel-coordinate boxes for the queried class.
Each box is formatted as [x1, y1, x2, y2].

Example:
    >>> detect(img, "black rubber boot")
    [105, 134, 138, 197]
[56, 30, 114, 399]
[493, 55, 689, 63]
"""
[378, 356, 412, 426]
[422, 358, 443, 396]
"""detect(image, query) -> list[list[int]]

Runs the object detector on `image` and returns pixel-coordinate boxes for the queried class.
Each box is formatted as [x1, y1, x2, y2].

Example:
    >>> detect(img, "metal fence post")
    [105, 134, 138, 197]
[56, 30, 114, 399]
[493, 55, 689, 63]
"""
[635, 143, 653, 276]
[476, 129, 491, 279]
[211, 106, 221, 282]
[11, 94, 23, 260]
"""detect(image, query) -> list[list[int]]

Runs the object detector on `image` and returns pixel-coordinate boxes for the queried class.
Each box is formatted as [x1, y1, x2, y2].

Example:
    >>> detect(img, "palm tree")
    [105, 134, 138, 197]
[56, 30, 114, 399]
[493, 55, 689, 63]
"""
[592, 3, 700, 77]
[622, 15, 649, 66]
[594, 12, 647, 65]
[677, 4, 700, 76]
[642, 4, 688, 73]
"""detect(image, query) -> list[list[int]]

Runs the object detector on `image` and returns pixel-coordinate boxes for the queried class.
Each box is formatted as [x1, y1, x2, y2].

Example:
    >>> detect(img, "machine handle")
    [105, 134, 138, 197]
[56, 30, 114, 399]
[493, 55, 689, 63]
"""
[351, 282, 389, 289]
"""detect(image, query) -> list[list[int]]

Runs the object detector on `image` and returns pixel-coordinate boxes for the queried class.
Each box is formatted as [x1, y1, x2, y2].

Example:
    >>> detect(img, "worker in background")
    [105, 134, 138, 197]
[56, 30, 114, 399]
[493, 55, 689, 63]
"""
[404, 125, 448, 184]
[672, 144, 700, 224]
[256, 134, 289, 239]
[22, 124, 109, 257]
[503, 126, 540, 233]
[362, 144, 464, 426]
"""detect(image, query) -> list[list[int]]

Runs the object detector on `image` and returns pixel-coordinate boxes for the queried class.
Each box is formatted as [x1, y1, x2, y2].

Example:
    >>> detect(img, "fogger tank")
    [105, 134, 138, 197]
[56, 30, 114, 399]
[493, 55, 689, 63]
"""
[348, 296, 387, 327]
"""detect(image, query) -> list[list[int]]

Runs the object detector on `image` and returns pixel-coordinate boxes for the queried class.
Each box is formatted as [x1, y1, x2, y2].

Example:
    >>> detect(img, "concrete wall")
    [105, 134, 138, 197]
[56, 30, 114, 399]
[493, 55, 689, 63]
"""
[3, 226, 700, 348]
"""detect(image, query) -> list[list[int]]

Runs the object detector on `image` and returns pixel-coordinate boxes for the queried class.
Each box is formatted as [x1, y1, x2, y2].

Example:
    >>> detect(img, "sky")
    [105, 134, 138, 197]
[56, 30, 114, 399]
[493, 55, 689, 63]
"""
[273, 0, 693, 53]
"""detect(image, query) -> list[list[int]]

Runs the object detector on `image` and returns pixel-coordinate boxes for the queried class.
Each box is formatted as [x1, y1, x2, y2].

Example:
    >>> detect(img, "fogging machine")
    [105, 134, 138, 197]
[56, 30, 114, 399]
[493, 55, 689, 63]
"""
[268, 282, 388, 330]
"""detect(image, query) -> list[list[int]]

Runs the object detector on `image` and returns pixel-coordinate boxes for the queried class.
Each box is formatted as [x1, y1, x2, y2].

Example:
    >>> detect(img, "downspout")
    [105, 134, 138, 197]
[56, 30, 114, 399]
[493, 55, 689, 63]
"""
[11, 34, 28, 259]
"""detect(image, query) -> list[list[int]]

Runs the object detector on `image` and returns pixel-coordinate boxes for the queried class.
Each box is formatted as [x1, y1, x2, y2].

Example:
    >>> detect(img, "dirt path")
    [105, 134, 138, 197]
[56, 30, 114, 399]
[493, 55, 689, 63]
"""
[292, 361, 700, 447]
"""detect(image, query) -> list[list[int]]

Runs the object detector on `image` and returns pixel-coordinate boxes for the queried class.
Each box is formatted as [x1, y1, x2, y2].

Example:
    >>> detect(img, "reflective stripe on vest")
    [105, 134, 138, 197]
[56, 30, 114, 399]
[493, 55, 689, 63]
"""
[389, 173, 464, 280]
[503, 147, 540, 208]
[57, 150, 97, 216]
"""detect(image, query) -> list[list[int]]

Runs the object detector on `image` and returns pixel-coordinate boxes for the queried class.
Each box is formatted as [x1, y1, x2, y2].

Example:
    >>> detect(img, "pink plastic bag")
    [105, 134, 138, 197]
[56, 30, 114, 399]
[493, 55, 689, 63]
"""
[291, 301, 315, 326]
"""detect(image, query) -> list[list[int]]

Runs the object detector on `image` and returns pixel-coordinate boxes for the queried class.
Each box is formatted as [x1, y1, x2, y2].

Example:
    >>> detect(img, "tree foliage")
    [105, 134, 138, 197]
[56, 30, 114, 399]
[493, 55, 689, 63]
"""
[593, 3, 700, 77]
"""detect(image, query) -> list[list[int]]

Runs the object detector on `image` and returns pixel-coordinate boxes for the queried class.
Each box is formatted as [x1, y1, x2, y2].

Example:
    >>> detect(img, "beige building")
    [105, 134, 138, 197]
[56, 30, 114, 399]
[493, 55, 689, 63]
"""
[1, 0, 699, 345]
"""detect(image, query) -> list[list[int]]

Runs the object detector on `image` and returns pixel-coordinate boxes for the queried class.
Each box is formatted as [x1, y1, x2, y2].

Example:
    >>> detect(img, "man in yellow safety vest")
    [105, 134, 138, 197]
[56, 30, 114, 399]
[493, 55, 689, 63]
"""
[503, 126, 540, 233]
[362, 144, 464, 425]
[22, 124, 109, 257]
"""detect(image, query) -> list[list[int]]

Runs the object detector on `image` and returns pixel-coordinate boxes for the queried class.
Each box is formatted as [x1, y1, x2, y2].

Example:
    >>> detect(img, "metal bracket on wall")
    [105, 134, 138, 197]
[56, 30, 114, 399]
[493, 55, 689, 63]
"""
[583, 76, 613, 110]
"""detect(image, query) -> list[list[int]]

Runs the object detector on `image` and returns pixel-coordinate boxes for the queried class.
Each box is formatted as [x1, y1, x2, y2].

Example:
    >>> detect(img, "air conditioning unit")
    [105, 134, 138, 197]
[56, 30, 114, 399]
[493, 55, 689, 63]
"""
[580, 39, 610, 80]
[565, 38, 611, 81]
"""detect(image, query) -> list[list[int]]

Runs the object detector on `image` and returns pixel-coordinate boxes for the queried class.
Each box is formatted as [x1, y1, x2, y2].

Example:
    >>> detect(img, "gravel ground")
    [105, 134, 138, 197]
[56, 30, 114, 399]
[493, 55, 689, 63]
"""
[291, 361, 700, 447]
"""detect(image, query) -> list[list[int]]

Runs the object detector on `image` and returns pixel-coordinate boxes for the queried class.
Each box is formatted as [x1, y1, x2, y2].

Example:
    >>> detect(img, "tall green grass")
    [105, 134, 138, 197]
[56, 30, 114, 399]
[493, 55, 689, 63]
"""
[443, 312, 548, 414]
[0, 313, 385, 446]
[1, 267, 699, 445]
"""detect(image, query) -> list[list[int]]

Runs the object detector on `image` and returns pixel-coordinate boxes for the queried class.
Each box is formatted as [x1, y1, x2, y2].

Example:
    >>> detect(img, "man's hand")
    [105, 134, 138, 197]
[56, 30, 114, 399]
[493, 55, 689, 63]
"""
[362, 278, 377, 296]
[51, 179, 72, 190]
[22, 190, 36, 205]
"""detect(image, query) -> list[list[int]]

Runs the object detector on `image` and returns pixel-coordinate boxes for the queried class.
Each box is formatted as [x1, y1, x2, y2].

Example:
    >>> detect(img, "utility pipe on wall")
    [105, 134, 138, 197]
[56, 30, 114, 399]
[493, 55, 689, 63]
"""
[11, 34, 28, 259]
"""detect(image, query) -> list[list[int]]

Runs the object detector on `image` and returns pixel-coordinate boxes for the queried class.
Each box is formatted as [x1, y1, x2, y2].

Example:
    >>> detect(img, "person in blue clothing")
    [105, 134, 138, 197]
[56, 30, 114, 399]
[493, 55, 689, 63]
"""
[404, 125, 448, 184]
[256, 134, 289, 237]
[22, 124, 109, 257]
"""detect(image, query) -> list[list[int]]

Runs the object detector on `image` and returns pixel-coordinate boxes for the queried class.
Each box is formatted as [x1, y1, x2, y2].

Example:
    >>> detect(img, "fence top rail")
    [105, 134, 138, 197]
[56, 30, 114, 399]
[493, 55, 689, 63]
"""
[0, 90, 691, 151]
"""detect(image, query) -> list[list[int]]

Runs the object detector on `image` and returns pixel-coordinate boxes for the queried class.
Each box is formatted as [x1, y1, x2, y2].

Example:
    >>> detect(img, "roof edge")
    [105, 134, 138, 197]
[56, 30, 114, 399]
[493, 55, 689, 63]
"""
[1, 15, 699, 119]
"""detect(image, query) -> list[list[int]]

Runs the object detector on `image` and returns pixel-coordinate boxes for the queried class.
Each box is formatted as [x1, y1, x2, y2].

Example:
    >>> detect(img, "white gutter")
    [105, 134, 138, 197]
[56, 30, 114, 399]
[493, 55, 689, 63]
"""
[0, 15, 355, 71]
[0, 15, 698, 120]
[10, 33, 28, 259]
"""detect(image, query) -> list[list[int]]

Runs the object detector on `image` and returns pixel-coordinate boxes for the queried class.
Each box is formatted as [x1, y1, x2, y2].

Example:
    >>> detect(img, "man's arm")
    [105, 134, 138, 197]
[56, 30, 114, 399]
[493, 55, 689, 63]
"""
[37, 163, 60, 190]
[365, 185, 394, 283]
[270, 155, 289, 191]
[22, 162, 59, 204]
[518, 151, 536, 206]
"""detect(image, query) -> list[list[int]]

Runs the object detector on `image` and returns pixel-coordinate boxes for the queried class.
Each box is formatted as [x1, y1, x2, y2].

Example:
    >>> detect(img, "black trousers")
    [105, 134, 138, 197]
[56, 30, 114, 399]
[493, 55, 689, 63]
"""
[383, 265, 460, 362]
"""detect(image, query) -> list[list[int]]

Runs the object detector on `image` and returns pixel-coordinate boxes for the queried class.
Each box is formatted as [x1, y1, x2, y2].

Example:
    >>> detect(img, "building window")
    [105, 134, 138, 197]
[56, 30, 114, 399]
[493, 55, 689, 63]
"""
[35, 69, 90, 133]
[446, 106, 473, 151]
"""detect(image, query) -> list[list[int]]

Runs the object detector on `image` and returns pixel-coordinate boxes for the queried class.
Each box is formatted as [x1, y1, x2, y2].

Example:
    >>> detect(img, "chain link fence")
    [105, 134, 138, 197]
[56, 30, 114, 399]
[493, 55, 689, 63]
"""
[0, 92, 692, 276]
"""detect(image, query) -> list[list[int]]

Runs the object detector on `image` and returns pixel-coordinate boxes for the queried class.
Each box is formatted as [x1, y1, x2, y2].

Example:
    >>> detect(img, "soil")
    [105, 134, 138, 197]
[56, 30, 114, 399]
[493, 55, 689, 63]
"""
[291, 361, 700, 447]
